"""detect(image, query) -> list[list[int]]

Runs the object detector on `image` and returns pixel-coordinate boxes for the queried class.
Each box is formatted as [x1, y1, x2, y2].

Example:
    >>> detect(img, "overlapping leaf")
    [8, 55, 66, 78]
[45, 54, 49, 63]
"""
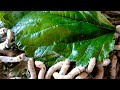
[0, 11, 115, 67]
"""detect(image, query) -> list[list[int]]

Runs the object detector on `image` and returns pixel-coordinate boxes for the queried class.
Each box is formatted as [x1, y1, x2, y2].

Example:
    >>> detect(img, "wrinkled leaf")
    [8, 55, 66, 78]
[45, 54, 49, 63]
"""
[0, 11, 115, 67]
[34, 33, 115, 66]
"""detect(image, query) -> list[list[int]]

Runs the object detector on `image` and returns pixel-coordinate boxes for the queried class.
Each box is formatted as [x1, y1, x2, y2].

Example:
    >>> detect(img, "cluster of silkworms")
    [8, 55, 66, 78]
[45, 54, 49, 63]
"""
[0, 26, 120, 79]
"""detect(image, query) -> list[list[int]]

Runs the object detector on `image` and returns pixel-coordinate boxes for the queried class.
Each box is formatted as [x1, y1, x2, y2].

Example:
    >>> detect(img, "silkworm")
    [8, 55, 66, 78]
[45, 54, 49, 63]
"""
[59, 59, 70, 75]
[35, 61, 46, 79]
[0, 53, 25, 62]
[45, 61, 63, 79]
[53, 66, 85, 79]
[75, 72, 88, 79]
[86, 57, 96, 73]
[28, 58, 36, 79]
[116, 25, 120, 33]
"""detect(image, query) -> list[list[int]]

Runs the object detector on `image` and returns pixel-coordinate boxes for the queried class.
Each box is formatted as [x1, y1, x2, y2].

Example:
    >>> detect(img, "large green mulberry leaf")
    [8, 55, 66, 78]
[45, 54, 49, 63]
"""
[34, 33, 114, 66]
[0, 11, 115, 67]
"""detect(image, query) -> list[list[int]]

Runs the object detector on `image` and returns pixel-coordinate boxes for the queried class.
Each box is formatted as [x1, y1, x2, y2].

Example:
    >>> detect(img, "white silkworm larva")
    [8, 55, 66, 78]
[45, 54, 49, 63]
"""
[0, 53, 25, 62]
[38, 68, 46, 79]
[53, 72, 64, 79]
[53, 66, 85, 79]
[35, 61, 46, 79]
[28, 58, 36, 79]
[114, 32, 119, 40]
[59, 59, 70, 75]
[75, 72, 88, 79]
[53, 72, 72, 79]
[6, 29, 13, 44]
[45, 61, 63, 79]
[86, 57, 96, 73]
[66, 66, 85, 79]
[0, 39, 8, 50]
[102, 59, 111, 66]
[116, 25, 120, 33]
[9, 77, 22, 79]
[0, 28, 7, 36]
